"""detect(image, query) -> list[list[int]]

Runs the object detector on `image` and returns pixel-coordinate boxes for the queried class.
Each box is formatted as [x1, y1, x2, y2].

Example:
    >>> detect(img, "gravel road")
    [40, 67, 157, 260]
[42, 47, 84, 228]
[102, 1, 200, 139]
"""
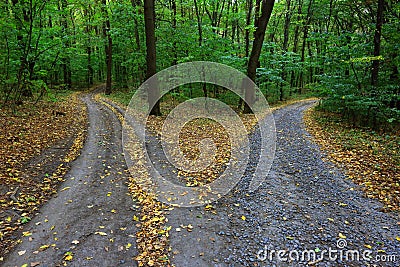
[165, 101, 400, 267]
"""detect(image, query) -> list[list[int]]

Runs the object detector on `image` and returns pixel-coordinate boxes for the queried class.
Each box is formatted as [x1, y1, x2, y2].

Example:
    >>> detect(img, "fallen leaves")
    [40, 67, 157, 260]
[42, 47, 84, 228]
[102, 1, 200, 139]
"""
[0, 92, 87, 256]
[64, 251, 73, 261]
[338, 233, 347, 239]
[38, 244, 50, 251]
[97, 95, 171, 267]
[95, 231, 108, 236]
[304, 108, 400, 212]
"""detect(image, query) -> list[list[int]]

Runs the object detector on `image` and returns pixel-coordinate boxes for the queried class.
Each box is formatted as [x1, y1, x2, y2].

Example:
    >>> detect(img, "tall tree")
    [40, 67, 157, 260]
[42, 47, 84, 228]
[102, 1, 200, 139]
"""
[371, 0, 385, 87]
[244, 0, 253, 58]
[298, 0, 313, 91]
[61, 0, 72, 89]
[280, 0, 292, 101]
[144, 0, 161, 115]
[243, 0, 275, 113]
[101, 0, 112, 95]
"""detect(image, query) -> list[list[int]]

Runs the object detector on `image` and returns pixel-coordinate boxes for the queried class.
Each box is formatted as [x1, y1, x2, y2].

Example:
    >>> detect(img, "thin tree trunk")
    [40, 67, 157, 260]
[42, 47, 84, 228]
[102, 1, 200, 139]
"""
[84, 8, 93, 87]
[101, 0, 112, 95]
[298, 0, 313, 92]
[171, 0, 178, 65]
[371, 0, 385, 87]
[244, 0, 253, 58]
[194, 0, 203, 47]
[280, 0, 291, 101]
[131, 0, 141, 51]
[290, 0, 303, 88]
[144, 0, 161, 115]
[61, 0, 72, 89]
[243, 0, 275, 114]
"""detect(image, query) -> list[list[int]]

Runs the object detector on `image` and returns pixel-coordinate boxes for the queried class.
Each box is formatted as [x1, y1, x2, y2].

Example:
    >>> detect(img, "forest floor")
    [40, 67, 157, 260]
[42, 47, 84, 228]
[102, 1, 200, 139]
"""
[0, 92, 87, 258]
[1, 89, 399, 267]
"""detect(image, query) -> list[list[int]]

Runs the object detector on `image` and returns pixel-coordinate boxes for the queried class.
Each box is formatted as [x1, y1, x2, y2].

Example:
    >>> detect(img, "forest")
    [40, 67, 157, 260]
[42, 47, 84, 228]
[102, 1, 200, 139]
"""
[1, 1, 400, 266]
[1, 0, 399, 130]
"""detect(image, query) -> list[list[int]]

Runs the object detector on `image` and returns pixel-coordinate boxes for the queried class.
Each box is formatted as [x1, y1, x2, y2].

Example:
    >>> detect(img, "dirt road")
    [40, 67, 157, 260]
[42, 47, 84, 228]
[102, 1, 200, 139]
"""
[4, 97, 399, 267]
[3, 93, 138, 267]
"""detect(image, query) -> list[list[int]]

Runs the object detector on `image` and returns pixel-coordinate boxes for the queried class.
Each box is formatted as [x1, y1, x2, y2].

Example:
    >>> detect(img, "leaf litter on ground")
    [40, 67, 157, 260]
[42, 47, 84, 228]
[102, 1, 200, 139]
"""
[0, 92, 87, 257]
[304, 107, 399, 212]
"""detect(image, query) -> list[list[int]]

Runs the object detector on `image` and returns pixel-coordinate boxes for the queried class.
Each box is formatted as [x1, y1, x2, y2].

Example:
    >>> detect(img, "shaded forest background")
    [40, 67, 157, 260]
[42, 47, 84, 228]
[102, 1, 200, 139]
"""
[0, 0, 399, 130]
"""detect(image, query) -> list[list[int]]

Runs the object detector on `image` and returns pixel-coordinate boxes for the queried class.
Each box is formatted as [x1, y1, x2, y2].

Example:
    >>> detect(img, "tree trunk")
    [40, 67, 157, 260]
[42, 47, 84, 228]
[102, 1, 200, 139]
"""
[131, 0, 141, 51]
[243, 0, 275, 114]
[371, 0, 385, 87]
[101, 0, 112, 95]
[194, 0, 203, 47]
[244, 0, 253, 58]
[290, 0, 303, 88]
[298, 0, 313, 92]
[280, 0, 291, 101]
[61, 0, 72, 89]
[171, 0, 178, 65]
[144, 0, 161, 115]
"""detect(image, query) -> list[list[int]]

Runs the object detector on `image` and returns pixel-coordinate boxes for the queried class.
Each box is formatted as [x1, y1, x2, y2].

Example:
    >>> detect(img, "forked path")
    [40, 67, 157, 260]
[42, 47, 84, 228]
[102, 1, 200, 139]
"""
[3, 93, 138, 267]
[3, 97, 400, 267]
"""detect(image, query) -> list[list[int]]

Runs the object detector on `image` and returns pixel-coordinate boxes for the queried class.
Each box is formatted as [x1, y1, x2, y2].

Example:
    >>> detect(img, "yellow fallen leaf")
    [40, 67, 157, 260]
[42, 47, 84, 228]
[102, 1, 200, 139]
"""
[364, 244, 372, 249]
[133, 215, 139, 221]
[338, 233, 346, 239]
[39, 244, 50, 251]
[396, 236, 400, 242]
[125, 243, 132, 249]
[22, 231, 32, 237]
[205, 204, 213, 210]
[95, 232, 107, 236]
[65, 255, 73, 261]
[241, 215, 246, 220]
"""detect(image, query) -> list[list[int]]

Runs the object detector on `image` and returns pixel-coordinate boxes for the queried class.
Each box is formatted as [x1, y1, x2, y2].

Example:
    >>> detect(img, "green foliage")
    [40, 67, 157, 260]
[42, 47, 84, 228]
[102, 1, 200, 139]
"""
[0, 0, 398, 130]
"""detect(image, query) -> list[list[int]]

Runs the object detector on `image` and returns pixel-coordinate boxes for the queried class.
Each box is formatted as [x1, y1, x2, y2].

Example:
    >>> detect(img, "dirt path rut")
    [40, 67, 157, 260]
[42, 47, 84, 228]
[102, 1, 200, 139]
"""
[3, 93, 138, 267]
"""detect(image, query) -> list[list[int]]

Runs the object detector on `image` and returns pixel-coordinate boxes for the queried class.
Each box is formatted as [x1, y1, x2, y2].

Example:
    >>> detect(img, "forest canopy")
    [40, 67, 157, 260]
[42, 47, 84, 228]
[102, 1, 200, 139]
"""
[0, 0, 399, 130]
